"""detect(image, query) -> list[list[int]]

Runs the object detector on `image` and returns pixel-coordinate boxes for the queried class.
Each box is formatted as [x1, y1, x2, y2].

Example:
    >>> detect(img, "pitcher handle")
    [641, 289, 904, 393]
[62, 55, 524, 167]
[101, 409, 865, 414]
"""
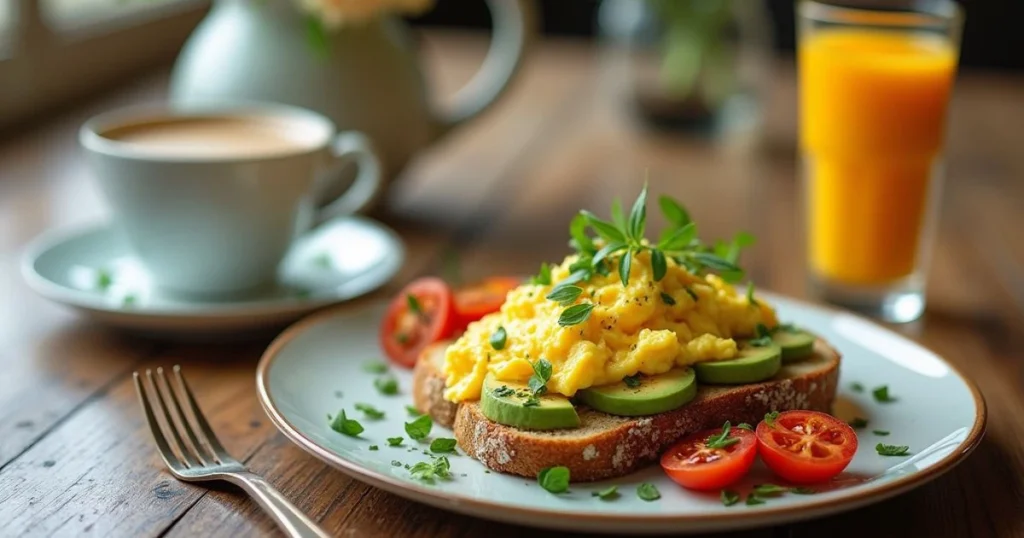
[433, 0, 537, 136]
[316, 131, 382, 223]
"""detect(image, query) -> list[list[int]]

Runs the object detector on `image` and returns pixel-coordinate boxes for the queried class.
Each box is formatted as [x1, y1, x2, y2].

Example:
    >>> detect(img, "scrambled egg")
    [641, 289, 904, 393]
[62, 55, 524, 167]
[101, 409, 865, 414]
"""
[442, 250, 777, 402]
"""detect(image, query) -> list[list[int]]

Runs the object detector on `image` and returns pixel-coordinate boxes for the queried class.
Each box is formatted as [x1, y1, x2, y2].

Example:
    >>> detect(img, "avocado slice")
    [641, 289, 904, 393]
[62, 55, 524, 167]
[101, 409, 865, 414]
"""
[576, 368, 697, 416]
[693, 342, 782, 384]
[480, 374, 580, 430]
[772, 327, 816, 362]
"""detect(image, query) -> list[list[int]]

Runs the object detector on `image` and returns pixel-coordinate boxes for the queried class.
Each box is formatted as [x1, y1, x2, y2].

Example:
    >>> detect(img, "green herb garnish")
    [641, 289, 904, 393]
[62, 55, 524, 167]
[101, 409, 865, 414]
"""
[748, 323, 773, 347]
[369, 445, 379, 451]
[622, 373, 642, 388]
[405, 405, 421, 416]
[685, 287, 699, 301]
[528, 359, 553, 396]
[592, 486, 619, 500]
[537, 466, 570, 494]
[791, 487, 816, 495]
[96, 269, 114, 290]
[546, 285, 583, 306]
[721, 490, 740, 506]
[375, 376, 399, 395]
[705, 421, 740, 449]
[492, 385, 516, 398]
[873, 385, 896, 403]
[636, 483, 660, 501]
[387, 437, 404, 447]
[522, 395, 540, 407]
[329, 410, 363, 437]
[764, 411, 780, 427]
[752, 484, 789, 496]
[849, 417, 869, 429]
[851, 382, 865, 393]
[558, 303, 594, 327]
[745, 494, 765, 506]
[736, 423, 753, 431]
[363, 360, 388, 374]
[405, 414, 432, 441]
[429, 438, 457, 453]
[876, 443, 910, 456]
[406, 294, 426, 319]
[531, 262, 553, 286]
[746, 282, 759, 307]
[660, 292, 676, 306]
[490, 326, 508, 350]
[873, 430, 890, 436]
[354, 403, 385, 420]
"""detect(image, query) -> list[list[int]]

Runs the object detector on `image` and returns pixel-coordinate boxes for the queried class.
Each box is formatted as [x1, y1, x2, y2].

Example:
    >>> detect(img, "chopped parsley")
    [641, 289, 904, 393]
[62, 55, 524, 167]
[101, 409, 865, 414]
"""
[849, 417, 869, 429]
[622, 373, 642, 388]
[523, 395, 541, 407]
[409, 456, 451, 483]
[374, 376, 399, 395]
[764, 411, 780, 428]
[391, 460, 402, 467]
[527, 358, 552, 396]
[746, 282, 759, 307]
[329, 410, 363, 437]
[531, 262, 553, 285]
[721, 490, 740, 506]
[745, 494, 765, 506]
[405, 405, 421, 416]
[636, 483, 660, 501]
[489, 326, 508, 351]
[752, 484, 789, 497]
[405, 414, 432, 441]
[368, 445, 379, 451]
[492, 385, 516, 398]
[749, 323, 773, 347]
[876, 443, 910, 456]
[850, 382, 865, 393]
[872, 385, 897, 403]
[592, 486, 619, 500]
[537, 466, 570, 494]
[736, 423, 753, 431]
[387, 437, 404, 447]
[354, 403, 385, 420]
[362, 360, 388, 374]
[873, 430, 890, 436]
[429, 438, 457, 453]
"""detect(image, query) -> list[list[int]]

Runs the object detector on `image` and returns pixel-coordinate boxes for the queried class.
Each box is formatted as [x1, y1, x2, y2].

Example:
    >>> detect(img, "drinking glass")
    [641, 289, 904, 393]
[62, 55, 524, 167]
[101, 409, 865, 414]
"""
[797, 0, 963, 322]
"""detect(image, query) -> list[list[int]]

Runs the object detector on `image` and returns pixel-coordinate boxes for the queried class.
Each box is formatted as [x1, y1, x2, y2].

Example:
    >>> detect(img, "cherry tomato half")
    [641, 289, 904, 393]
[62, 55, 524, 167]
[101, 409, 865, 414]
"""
[379, 277, 457, 368]
[755, 410, 858, 484]
[660, 425, 758, 491]
[452, 276, 521, 331]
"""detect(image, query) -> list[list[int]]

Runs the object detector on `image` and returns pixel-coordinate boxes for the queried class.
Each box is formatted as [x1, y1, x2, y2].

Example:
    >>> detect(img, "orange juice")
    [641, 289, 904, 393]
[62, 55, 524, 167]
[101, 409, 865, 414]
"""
[800, 30, 957, 285]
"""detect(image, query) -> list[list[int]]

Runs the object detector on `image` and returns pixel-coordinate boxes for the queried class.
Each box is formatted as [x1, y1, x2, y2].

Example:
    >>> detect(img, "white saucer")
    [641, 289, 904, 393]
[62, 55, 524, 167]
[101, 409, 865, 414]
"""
[21, 216, 404, 338]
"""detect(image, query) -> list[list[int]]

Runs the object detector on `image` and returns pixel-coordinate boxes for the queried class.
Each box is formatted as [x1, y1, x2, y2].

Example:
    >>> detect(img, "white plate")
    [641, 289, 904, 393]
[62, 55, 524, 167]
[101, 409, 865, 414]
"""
[256, 295, 985, 534]
[21, 216, 403, 338]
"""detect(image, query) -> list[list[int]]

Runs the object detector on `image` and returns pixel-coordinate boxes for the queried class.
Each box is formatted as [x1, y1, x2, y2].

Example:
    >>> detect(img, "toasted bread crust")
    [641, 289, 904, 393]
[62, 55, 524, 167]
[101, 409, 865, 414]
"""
[417, 339, 840, 481]
[412, 341, 459, 427]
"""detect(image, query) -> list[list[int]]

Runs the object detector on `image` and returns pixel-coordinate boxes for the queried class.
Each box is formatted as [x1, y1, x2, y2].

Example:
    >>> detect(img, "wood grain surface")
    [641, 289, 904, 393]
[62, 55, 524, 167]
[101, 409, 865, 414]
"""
[1, 32, 1022, 538]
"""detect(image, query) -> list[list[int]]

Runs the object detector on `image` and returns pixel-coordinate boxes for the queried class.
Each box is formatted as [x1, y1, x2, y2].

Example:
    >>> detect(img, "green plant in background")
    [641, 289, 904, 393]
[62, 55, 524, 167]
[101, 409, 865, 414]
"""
[649, 0, 738, 107]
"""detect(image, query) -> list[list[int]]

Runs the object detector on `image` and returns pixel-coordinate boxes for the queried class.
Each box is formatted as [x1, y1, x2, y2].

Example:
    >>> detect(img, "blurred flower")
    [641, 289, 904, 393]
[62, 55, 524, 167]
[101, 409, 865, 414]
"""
[298, 0, 435, 27]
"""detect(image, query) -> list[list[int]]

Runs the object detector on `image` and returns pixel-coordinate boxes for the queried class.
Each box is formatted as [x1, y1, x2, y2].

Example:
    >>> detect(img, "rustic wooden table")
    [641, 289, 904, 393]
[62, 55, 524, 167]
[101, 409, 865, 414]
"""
[1, 33, 1022, 538]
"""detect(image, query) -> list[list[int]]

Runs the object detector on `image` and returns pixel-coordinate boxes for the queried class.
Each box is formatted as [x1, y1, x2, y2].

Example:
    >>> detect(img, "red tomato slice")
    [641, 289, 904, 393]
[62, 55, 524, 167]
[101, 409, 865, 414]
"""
[379, 277, 457, 368]
[452, 276, 521, 331]
[755, 411, 858, 484]
[660, 425, 757, 491]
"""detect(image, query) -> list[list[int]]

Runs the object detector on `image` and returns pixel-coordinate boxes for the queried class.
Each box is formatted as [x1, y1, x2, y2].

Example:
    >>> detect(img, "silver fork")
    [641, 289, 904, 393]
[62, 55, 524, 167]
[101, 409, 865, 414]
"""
[134, 365, 330, 538]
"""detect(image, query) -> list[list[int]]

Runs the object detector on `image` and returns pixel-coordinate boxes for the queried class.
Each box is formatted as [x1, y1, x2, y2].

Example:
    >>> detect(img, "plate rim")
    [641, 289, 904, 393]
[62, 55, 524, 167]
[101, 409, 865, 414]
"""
[20, 217, 405, 319]
[255, 293, 987, 530]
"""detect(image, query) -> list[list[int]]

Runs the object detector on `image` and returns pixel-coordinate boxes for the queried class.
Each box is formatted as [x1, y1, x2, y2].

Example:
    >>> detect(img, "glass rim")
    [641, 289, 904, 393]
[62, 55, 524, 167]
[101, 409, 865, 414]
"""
[798, 0, 963, 30]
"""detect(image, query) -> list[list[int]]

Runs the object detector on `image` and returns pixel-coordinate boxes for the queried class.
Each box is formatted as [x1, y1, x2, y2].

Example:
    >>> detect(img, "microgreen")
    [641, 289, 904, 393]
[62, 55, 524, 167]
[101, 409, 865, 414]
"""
[721, 490, 740, 506]
[375, 376, 399, 395]
[528, 359, 553, 396]
[429, 438, 457, 453]
[636, 483, 661, 501]
[329, 410, 363, 437]
[705, 421, 740, 449]
[405, 414, 432, 441]
[873, 385, 897, 403]
[537, 466, 570, 494]
[876, 443, 910, 456]
[593, 485, 619, 500]
[354, 403, 385, 420]
[531, 262, 553, 286]
[387, 437, 404, 447]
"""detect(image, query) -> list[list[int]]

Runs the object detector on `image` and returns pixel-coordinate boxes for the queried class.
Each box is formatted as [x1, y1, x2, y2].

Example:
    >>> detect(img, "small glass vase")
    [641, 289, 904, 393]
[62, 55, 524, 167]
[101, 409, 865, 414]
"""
[597, 0, 771, 135]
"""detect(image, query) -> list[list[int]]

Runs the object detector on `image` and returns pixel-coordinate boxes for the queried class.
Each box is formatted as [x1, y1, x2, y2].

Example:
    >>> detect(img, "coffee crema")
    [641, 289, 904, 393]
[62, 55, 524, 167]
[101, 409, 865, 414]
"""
[100, 116, 315, 158]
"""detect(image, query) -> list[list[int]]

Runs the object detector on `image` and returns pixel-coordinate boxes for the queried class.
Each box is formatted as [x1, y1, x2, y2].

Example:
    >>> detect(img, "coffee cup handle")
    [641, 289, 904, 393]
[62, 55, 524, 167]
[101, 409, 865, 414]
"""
[317, 131, 382, 222]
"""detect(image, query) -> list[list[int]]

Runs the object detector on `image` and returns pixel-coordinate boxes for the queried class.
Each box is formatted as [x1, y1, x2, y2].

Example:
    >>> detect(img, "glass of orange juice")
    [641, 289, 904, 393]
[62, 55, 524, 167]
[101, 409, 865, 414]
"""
[798, 0, 963, 322]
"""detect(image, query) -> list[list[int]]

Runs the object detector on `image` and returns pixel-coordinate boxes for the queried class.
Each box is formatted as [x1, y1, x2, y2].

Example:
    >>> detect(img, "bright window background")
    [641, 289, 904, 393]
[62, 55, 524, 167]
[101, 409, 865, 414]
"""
[0, 0, 11, 56]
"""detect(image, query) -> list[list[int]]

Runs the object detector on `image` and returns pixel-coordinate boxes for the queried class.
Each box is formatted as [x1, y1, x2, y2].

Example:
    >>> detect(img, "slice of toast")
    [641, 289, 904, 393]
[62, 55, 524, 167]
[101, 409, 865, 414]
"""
[413, 339, 840, 482]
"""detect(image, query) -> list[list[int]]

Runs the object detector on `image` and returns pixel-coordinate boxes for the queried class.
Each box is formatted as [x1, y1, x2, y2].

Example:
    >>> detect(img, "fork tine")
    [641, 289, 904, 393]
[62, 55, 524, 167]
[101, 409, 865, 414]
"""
[155, 367, 211, 466]
[172, 365, 234, 463]
[147, 369, 201, 468]
[133, 371, 184, 472]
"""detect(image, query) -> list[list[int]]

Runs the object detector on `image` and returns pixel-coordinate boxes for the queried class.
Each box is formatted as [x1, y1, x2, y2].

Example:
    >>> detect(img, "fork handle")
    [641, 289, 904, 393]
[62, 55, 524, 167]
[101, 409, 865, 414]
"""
[228, 472, 332, 538]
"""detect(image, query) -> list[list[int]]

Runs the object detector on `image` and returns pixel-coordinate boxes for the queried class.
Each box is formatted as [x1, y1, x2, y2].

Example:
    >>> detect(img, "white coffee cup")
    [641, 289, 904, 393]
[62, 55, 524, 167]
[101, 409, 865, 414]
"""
[80, 103, 382, 297]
